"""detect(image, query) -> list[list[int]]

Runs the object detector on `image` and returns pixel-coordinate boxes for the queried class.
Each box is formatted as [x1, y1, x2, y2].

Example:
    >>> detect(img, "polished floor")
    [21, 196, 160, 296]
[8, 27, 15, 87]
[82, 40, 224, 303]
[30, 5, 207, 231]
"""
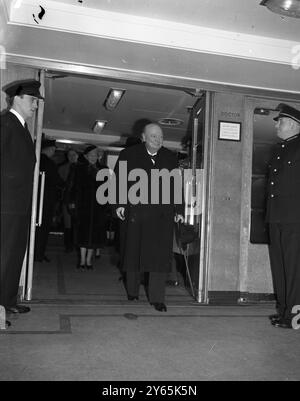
[0, 242, 300, 381]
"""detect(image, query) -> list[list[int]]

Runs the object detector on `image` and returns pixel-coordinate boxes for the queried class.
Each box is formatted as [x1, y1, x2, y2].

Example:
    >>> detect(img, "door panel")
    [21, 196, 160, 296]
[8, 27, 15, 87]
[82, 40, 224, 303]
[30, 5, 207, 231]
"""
[24, 70, 46, 300]
[180, 92, 212, 303]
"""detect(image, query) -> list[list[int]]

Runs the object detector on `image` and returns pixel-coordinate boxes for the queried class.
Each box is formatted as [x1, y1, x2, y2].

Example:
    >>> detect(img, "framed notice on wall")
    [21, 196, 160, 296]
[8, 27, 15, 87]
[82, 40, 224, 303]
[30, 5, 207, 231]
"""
[218, 121, 241, 141]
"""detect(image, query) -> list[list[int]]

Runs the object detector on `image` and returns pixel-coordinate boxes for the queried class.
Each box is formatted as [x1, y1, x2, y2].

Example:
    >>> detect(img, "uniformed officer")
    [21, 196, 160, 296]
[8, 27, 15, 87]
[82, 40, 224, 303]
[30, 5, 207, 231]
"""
[266, 103, 300, 329]
[1, 79, 43, 326]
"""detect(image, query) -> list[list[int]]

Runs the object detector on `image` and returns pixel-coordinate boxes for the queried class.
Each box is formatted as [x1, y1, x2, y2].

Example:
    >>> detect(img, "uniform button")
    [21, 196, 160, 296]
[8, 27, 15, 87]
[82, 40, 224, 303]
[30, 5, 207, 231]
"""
[273, 168, 277, 172]
[271, 181, 274, 185]
[281, 144, 285, 148]
[270, 194, 274, 198]
[288, 161, 291, 165]
[277, 156, 280, 160]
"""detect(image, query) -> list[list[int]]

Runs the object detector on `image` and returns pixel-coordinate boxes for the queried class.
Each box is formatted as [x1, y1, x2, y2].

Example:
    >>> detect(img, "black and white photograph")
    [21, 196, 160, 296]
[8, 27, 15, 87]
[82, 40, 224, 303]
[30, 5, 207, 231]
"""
[0, 0, 300, 385]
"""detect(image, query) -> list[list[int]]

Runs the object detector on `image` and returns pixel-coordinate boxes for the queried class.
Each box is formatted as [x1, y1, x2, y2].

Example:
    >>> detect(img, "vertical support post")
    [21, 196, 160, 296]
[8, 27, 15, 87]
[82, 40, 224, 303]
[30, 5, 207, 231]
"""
[197, 91, 213, 304]
[25, 69, 45, 301]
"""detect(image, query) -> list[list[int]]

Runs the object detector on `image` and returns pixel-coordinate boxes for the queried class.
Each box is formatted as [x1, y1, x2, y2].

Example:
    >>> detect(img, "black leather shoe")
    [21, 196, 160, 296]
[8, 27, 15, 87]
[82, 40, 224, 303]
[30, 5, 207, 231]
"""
[269, 313, 280, 321]
[269, 314, 281, 324]
[6, 320, 11, 328]
[86, 264, 93, 270]
[128, 295, 139, 301]
[43, 255, 51, 263]
[76, 261, 86, 270]
[6, 305, 31, 314]
[151, 302, 167, 312]
[273, 319, 293, 329]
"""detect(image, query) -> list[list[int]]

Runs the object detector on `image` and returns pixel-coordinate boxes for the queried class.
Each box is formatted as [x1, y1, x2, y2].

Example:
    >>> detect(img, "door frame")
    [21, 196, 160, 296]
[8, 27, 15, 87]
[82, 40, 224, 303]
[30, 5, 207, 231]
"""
[16, 63, 215, 302]
[23, 70, 45, 300]
[186, 92, 213, 303]
[197, 91, 213, 303]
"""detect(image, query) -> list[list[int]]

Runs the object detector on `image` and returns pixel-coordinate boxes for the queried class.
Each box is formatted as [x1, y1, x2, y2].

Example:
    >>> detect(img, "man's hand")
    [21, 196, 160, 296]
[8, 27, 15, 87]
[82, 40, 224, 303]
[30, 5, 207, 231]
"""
[116, 207, 126, 221]
[174, 214, 184, 223]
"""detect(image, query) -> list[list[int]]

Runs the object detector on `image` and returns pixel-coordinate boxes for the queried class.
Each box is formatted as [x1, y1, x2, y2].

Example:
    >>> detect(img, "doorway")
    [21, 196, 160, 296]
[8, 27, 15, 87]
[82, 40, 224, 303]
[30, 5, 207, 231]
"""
[23, 71, 212, 304]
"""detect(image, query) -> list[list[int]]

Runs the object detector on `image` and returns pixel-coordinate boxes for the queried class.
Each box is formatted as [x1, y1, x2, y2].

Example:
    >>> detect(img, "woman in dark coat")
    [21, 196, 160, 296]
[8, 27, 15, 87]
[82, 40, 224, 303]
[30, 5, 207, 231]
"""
[73, 145, 107, 269]
[95, 148, 109, 258]
[58, 148, 79, 252]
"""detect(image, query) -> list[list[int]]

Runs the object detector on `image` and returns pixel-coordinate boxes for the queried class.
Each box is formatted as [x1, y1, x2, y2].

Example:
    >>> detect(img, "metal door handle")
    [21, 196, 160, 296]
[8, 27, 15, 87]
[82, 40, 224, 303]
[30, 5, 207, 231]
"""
[36, 171, 45, 226]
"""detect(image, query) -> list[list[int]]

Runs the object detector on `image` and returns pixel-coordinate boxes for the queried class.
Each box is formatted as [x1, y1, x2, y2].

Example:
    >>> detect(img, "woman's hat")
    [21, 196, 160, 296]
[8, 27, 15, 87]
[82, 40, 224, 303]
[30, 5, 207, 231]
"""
[41, 139, 56, 150]
[83, 145, 97, 155]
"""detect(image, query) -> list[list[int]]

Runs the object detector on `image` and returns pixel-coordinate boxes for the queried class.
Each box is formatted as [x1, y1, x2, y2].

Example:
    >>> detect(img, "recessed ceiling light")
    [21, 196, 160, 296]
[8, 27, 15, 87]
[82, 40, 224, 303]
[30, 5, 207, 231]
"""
[92, 120, 107, 134]
[158, 118, 184, 127]
[56, 139, 85, 144]
[260, 0, 300, 18]
[104, 88, 126, 111]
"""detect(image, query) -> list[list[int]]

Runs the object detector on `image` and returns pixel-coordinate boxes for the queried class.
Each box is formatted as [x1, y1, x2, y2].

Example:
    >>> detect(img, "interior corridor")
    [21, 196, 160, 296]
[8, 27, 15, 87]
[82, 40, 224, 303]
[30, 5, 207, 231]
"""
[31, 235, 193, 305]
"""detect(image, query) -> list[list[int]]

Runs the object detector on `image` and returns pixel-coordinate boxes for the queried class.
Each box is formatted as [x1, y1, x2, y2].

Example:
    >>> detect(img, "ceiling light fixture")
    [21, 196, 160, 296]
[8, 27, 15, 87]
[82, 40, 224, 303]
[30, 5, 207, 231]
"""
[158, 118, 184, 127]
[56, 139, 85, 145]
[92, 120, 107, 134]
[104, 88, 126, 111]
[260, 0, 300, 18]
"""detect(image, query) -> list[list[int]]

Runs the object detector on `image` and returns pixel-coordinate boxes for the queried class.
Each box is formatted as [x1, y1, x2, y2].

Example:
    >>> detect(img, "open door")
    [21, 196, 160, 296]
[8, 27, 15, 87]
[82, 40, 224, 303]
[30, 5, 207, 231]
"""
[20, 70, 46, 301]
[182, 91, 212, 303]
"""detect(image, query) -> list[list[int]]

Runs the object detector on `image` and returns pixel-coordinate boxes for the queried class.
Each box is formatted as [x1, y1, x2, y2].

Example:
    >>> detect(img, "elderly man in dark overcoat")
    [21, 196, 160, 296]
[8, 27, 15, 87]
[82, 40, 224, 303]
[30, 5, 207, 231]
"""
[266, 104, 300, 329]
[0, 80, 43, 326]
[114, 123, 184, 312]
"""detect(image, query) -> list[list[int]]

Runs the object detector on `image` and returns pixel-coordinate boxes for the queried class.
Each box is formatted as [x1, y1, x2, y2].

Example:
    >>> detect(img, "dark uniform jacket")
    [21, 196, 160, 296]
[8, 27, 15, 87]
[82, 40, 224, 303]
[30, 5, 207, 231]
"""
[266, 134, 300, 223]
[0, 111, 36, 215]
[114, 143, 183, 273]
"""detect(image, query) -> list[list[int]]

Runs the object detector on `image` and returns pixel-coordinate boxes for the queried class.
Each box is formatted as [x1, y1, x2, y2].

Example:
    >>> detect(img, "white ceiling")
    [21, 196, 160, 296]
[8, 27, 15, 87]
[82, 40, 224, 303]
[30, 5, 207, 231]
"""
[3, 0, 300, 148]
[44, 74, 197, 148]
[49, 0, 300, 41]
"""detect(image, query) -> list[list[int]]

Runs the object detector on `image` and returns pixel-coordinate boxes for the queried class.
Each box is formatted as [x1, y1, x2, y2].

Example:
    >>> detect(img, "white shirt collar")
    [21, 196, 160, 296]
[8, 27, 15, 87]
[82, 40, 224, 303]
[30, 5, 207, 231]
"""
[9, 108, 26, 127]
[146, 149, 157, 157]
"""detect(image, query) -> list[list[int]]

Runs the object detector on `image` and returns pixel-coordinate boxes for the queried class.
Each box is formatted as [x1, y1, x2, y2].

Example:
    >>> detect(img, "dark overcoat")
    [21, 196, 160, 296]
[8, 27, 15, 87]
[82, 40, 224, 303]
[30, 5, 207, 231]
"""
[73, 162, 108, 248]
[114, 143, 182, 273]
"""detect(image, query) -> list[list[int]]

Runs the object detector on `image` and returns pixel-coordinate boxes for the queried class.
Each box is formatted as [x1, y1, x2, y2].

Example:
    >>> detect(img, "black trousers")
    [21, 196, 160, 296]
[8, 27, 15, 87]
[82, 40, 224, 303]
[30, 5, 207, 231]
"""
[269, 223, 300, 322]
[126, 272, 167, 303]
[0, 213, 30, 308]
